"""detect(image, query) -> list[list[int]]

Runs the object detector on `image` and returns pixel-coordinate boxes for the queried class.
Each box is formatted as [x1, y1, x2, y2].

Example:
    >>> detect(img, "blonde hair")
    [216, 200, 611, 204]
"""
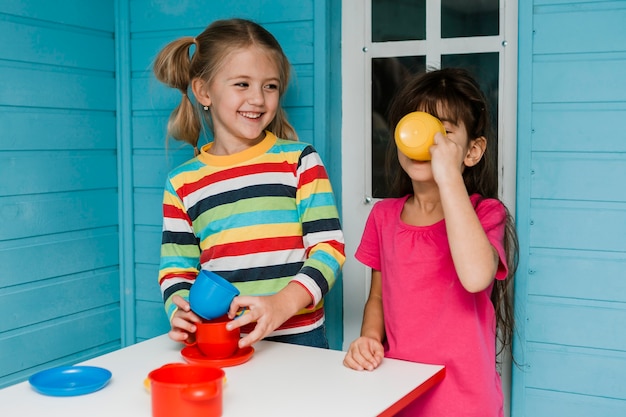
[153, 18, 297, 147]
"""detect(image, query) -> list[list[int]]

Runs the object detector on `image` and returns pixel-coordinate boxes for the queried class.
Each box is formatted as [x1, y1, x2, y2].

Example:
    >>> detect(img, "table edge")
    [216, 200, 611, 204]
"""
[376, 365, 446, 417]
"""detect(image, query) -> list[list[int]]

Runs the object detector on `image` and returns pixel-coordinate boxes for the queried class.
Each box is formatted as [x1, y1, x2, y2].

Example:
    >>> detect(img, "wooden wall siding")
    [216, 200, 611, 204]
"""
[513, 1, 626, 415]
[0, 1, 120, 388]
[127, 0, 345, 346]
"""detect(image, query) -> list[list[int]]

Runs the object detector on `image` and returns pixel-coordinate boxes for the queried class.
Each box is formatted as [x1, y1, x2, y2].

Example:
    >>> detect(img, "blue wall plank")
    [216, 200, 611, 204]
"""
[0, 154, 117, 195]
[134, 229, 161, 265]
[526, 389, 626, 416]
[135, 264, 162, 303]
[0, 231, 119, 287]
[129, 0, 313, 32]
[525, 345, 626, 400]
[135, 300, 170, 340]
[133, 190, 163, 226]
[1, 67, 115, 110]
[0, 307, 120, 377]
[527, 249, 626, 303]
[0, 109, 116, 151]
[526, 297, 626, 350]
[132, 114, 170, 149]
[0, 20, 114, 71]
[1, 0, 113, 31]
[533, 58, 626, 104]
[534, 4, 626, 54]
[529, 200, 626, 251]
[532, 104, 626, 153]
[0, 271, 120, 332]
[531, 154, 626, 201]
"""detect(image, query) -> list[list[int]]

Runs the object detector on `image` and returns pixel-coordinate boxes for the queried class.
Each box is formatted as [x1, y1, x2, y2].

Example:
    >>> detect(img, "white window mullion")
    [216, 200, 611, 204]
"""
[426, 0, 442, 68]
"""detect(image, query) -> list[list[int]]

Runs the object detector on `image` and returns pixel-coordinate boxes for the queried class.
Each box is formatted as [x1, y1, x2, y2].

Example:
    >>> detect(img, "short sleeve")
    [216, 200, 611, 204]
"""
[473, 195, 509, 280]
[355, 203, 383, 271]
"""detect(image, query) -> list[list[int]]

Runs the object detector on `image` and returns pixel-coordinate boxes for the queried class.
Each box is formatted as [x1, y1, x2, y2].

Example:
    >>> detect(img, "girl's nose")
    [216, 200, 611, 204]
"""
[247, 87, 265, 105]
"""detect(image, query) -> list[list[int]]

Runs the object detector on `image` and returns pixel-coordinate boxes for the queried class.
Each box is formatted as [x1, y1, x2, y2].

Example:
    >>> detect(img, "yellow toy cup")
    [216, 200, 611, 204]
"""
[394, 111, 446, 161]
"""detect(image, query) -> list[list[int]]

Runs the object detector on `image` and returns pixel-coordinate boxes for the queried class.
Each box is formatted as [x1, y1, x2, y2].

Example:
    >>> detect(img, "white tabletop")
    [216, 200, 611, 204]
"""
[1, 335, 444, 417]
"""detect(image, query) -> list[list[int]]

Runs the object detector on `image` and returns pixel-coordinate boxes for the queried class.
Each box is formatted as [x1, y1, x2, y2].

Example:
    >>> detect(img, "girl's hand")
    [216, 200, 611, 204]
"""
[343, 337, 384, 371]
[225, 294, 292, 348]
[429, 132, 466, 186]
[226, 282, 312, 348]
[168, 294, 202, 343]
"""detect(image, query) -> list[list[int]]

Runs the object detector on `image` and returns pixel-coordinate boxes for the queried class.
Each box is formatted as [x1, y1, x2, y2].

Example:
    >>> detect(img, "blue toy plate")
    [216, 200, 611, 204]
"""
[29, 366, 112, 396]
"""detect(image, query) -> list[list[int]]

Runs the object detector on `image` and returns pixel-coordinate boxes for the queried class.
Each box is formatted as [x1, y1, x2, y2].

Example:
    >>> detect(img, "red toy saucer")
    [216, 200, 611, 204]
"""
[181, 345, 254, 367]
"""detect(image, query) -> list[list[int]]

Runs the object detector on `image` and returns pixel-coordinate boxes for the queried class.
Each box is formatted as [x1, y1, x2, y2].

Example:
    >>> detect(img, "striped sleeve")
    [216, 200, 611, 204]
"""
[158, 173, 201, 320]
[292, 146, 345, 306]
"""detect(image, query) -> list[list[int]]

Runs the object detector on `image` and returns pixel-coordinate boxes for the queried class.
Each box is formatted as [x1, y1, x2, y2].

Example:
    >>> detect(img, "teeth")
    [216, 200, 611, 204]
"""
[240, 112, 261, 119]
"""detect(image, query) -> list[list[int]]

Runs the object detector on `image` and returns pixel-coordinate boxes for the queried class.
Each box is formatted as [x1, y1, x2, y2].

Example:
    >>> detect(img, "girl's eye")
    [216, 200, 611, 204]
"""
[265, 83, 279, 90]
[235, 82, 249, 87]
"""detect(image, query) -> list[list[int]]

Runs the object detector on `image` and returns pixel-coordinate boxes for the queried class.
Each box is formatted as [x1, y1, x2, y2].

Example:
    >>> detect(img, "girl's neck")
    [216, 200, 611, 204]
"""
[209, 132, 267, 156]
[401, 192, 444, 226]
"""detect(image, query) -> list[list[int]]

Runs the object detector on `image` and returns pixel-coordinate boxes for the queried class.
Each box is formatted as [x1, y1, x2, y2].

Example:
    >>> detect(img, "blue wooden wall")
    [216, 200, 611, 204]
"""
[512, 0, 626, 415]
[0, 1, 121, 388]
[0, 0, 342, 388]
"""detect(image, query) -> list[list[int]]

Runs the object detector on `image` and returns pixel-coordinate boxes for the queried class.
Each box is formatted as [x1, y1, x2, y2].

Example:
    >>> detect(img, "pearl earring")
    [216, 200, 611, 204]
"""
[203, 105, 209, 111]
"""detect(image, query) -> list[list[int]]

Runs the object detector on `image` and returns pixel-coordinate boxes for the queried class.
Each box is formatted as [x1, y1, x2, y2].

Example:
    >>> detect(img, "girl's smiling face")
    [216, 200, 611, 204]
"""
[194, 46, 281, 154]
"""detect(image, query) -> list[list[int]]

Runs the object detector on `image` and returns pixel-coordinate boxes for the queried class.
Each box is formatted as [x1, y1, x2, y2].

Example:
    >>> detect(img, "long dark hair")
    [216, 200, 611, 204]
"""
[386, 67, 519, 361]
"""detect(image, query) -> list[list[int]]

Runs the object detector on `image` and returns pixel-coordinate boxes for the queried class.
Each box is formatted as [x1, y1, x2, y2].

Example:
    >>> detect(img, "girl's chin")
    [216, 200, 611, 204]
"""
[405, 165, 434, 181]
[409, 158, 431, 164]
[235, 129, 266, 142]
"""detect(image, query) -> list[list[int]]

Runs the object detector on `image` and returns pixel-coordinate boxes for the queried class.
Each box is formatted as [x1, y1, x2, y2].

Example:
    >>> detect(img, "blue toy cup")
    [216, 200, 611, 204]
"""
[189, 270, 240, 320]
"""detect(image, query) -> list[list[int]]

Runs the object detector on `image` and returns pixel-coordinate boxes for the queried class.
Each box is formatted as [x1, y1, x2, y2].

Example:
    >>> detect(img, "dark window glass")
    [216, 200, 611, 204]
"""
[372, 0, 426, 42]
[371, 56, 426, 198]
[442, 53, 500, 186]
[441, 52, 499, 138]
[441, 0, 499, 38]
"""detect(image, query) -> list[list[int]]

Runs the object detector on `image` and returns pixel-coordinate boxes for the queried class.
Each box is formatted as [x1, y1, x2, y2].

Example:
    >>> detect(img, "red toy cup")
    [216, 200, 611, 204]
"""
[186, 315, 240, 359]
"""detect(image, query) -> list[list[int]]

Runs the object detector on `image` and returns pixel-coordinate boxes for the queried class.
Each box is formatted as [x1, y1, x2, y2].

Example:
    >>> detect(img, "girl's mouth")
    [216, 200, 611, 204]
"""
[239, 111, 262, 119]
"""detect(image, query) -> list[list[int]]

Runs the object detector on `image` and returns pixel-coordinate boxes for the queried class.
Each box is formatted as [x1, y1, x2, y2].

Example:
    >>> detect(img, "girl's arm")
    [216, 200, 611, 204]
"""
[440, 178, 498, 292]
[343, 269, 385, 371]
[360, 270, 385, 342]
[432, 134, 499, 293]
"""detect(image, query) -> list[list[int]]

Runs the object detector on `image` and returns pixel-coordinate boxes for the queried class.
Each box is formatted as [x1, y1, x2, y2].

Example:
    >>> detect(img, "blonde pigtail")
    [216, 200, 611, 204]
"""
[153, 37, 201, 147]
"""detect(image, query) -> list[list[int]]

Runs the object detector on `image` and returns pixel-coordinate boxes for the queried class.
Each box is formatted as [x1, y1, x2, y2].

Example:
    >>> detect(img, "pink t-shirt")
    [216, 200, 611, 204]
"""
[355, 194, 508, 417]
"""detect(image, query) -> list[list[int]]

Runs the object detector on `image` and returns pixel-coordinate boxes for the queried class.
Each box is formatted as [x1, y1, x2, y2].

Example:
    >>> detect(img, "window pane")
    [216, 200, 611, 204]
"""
[372, 0, 426, 42]
[441, 53, 499, 137]
[441, 0, 499, 38]
[371, 56, 426, 198]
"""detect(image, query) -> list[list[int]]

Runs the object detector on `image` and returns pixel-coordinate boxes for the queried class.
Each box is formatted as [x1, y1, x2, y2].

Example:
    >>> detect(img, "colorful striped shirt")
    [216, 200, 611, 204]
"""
[158, 131, 345, 337]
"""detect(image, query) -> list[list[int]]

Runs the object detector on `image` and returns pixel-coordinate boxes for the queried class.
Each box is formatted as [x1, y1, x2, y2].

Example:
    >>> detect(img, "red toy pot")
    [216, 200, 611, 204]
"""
[148, 363, 225, 417]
